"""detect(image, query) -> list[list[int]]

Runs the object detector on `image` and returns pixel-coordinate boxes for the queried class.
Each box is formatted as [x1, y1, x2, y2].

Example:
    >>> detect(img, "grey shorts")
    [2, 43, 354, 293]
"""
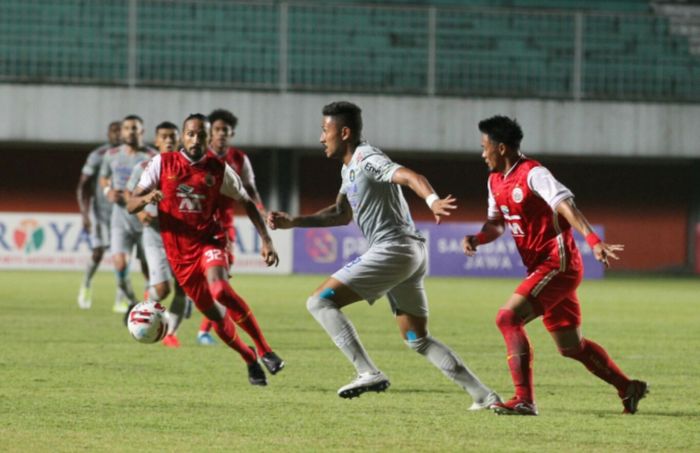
[89, 215, 111, 249]
[332, 240, 428, 317]
[142, 227, 172, 286]
[110, 207, 144, 256]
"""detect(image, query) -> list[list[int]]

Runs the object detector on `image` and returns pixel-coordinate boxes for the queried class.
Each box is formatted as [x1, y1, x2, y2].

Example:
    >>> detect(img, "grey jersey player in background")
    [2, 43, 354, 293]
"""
[125, 121, 191, 348]
[76, 120, 123, 310]
[268, 101, 501, 408]
[100, 115, 156, 321]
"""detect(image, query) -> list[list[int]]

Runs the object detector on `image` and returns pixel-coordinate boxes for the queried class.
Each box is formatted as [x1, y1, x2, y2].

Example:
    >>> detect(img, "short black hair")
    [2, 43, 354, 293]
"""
[108, 121, 121, 128]
[122, 114, 144, 124]
[478, 115, 524, 150]
[183, 113, 209, 129]
[155, 121, 178, 133]
[322, 101, 363, 138]
[208, 108, 238, 130]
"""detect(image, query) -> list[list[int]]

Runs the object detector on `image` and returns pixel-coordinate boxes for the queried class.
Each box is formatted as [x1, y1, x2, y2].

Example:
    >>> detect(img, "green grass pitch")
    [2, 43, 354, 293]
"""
[0, 271, 698, 452]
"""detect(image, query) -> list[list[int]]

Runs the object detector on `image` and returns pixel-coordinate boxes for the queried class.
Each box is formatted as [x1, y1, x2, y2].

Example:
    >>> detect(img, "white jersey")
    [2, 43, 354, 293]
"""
[339, 143, 423, 246]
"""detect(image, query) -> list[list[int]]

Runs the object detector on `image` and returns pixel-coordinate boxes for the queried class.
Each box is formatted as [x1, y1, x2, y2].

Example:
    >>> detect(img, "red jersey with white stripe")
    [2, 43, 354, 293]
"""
[487, 157, 581, 273]
[136, 151, 250, 264]
[209, 147, 252, 230]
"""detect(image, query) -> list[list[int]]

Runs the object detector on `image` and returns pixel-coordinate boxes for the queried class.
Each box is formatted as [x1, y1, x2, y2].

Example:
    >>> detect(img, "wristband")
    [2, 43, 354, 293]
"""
[475, 232, 487, 245]
[425, 193, 439, 209]
[103, 186, 110, 196]
[585, 232, 601, 248]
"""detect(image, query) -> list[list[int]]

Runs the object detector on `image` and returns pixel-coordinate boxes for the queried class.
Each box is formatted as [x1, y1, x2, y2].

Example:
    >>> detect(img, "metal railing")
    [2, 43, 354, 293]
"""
[0, 0, 698, 102]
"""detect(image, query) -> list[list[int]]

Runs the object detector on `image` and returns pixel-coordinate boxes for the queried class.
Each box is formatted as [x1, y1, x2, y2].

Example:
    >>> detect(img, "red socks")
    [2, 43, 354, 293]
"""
[210, 309, 256, 364]
[560, 339, 631, 396]
[496, 309, 534, 402]
[209, 280, 272, 356]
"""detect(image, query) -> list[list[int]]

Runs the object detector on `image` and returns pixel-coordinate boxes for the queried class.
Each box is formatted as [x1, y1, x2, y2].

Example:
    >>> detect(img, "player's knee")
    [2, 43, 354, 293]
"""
[92, 248, 104, 263]
[306, 293, 335, 317]
[559, 340, 585, 358]
[208, 279, 228, 302]
[495, 308, 522, 332]
[405, 333, 430, 354]
[154, 282, 170, 301]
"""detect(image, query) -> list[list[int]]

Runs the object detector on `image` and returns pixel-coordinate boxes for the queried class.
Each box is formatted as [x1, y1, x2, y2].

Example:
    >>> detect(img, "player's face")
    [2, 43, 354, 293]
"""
[107, 122, 121, 146]
[182, 119, 210, 160]
[481, 134, 504, 173]
[155, 128, 180, 153]
[320, 116, 347, 160]
[121, 119, 144, 148]
[210, 119, 234, 151]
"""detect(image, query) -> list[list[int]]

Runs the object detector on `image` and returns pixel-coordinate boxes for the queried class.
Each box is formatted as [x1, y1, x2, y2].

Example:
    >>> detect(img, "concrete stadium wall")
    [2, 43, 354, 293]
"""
[1, 84, 699, 158]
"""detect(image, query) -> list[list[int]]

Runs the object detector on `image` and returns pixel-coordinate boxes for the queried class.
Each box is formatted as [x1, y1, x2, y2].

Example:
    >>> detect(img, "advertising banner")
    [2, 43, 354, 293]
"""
[0, 213, 292, 273]
[293, 221, 604, 279]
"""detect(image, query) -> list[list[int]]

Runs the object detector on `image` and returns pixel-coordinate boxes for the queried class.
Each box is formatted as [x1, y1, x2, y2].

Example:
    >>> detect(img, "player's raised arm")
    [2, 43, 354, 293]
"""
[555, 198, 624, 268]
[267, 193, 353, 230]
[390, 167, 456, 224]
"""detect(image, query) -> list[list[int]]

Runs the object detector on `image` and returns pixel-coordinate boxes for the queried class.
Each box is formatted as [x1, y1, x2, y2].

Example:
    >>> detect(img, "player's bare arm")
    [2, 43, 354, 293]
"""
[242, 198, 279, 267]
[76, 174, 94, 231]
[123, 189, 155, 225]
[126, 186, 163, 214]
[463, 218, 506, 256]
[268, 193, 353, 229]
[243, 182, 266, 216]
[555, 198, 624, 267]
[390, 167, 456, 224]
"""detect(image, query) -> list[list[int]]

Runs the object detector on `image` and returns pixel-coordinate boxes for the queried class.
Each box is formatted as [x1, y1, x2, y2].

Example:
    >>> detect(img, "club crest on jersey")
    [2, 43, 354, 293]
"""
[512, 187, 524, 203]
[349, 170, 356, 182]
[176, 184, 205, 212]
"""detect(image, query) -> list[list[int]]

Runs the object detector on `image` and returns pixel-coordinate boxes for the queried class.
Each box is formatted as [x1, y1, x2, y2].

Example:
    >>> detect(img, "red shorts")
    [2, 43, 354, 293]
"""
[170, 245, 229, 313]
[516, 264, 583, 332]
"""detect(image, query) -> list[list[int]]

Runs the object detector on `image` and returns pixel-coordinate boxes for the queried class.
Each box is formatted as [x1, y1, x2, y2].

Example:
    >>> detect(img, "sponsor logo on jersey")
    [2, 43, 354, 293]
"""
[512, 187, 524, 203]
[364, 162, 382, 177]
[349, 170, 355, 182]
[176, 184, 206, 212]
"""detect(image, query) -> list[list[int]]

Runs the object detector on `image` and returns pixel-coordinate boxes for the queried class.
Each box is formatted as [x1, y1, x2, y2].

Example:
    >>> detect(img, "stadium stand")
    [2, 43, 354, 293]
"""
[0, 0, 698, 100]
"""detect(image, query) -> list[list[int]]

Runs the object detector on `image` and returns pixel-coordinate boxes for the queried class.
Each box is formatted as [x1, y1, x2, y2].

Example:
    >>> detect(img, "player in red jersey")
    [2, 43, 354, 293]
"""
[127, 114, 285, 385]
[195, 108, 267, 345]
[463, 115, 647, 415]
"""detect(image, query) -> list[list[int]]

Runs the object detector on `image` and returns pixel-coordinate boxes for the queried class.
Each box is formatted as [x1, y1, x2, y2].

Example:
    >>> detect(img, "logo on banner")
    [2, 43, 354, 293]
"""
[13, 219, 45, 254]
[304, 230, 337, 263]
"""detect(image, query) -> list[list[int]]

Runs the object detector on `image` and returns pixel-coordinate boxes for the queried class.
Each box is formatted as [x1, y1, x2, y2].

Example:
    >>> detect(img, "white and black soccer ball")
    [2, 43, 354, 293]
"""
[127, 301, 169, 344]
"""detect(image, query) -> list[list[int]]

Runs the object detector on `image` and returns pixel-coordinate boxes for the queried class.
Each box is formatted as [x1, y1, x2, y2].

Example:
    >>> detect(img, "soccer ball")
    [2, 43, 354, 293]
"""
[127, 301, 169, 344]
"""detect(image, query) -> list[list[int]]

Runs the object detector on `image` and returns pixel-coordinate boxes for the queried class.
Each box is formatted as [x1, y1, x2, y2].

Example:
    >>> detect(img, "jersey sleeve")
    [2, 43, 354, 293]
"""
[361, 153, 402, 183]
[527, 166, 574, 209]
[239, 154, 256, 187]
[487, 178, 502, 220]
[221, 163, 251, 202]
[81, 150, 100, 177]
[136, 154, 162, 192]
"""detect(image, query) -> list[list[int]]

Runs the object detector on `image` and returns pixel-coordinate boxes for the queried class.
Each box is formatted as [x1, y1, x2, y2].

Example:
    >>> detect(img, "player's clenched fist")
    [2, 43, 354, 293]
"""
[267, 211, 294, 230]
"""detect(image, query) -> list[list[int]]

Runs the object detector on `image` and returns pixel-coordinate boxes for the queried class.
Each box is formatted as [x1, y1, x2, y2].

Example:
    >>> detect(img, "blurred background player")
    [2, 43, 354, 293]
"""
[195, 108, 267, 346]
[463, 115, 647, 416]
[268, 101, 500, 407]
[100, 115, 156, 321]
[127, 113, 285, 385]
[76, 120, 123, 310]
[126, 121, 190, 348]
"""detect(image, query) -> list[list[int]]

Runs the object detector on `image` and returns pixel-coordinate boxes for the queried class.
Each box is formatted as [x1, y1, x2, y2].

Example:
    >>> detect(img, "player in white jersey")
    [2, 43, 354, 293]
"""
[100, 115, 156, 322]
[76, 121, 123, 310]
[268, 101, 501, 408]
[125, 121, 190, 348]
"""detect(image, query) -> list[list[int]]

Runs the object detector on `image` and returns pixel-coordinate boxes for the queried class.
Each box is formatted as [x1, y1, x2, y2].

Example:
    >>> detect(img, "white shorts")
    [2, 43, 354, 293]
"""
[332, 240, 428, 317]
[142, 227, 172, 286]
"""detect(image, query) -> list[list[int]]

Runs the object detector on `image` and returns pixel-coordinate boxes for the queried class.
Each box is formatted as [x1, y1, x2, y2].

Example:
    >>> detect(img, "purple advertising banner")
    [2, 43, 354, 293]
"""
[293, 222, 604, 279]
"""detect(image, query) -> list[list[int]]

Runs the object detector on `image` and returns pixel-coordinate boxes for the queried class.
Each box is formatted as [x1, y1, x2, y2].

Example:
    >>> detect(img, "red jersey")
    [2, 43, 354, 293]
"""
[487, 158, 581, 273]
[209, 147, 250, 230]
[137, 151, 245, 264]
